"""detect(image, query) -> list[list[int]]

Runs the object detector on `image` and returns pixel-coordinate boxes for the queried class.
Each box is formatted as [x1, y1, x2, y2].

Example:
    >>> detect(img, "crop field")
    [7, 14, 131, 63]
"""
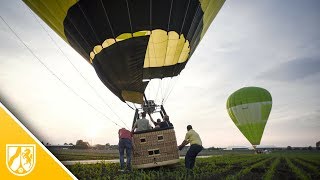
[50, 148, 253, 161]
[66, 151, 320, 180]
[50, 149, 119, 161]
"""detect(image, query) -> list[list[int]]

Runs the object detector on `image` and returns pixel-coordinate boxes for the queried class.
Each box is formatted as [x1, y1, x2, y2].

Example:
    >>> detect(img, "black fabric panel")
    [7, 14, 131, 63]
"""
[151, 0, 172, 30]
[92, 36, 150, 102]
[167, 0, 188, 32]
[143, 62, 188, 79]
[183, 1, 203, 40]
[128, 0, 150, 31]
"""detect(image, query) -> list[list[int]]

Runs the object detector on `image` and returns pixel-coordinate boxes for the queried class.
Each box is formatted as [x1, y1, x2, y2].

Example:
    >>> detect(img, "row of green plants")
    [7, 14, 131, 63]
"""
[66, 153, 320, 180]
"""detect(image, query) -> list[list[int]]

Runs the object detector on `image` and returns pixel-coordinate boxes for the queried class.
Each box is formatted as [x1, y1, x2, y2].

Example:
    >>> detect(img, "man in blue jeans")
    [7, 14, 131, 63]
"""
[178, 125, 203, 170]
[118, 128, 132, 172]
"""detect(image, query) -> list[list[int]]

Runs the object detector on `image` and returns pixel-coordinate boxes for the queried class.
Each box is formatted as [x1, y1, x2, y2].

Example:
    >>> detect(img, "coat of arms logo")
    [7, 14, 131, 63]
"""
[6, 144, 36, 176]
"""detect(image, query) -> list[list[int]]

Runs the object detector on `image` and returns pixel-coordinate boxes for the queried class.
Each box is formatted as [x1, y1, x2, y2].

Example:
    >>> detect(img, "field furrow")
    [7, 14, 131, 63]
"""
[225, 157, 273, 179]
[291, 158, 320, 179]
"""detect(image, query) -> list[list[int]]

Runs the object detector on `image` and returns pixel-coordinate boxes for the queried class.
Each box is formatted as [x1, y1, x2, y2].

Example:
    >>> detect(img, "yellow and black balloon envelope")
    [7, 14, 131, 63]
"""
[24, 0, 225, 104]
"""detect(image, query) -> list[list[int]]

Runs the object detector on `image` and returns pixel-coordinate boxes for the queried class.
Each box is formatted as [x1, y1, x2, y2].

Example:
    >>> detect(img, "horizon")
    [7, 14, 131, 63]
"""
[0, 0, 319, 147]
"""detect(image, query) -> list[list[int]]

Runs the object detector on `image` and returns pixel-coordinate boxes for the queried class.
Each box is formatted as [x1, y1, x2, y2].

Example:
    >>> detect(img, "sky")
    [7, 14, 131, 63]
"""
[0, 0, 319, 148]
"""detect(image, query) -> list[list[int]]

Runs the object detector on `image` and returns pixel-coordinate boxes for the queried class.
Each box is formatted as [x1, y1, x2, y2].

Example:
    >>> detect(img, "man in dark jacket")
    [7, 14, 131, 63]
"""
[159, 115, 173, 128]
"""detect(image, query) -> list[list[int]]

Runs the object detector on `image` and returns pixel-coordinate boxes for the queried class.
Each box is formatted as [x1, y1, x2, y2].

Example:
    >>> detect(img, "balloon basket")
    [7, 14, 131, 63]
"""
[132, 127, 180, 169]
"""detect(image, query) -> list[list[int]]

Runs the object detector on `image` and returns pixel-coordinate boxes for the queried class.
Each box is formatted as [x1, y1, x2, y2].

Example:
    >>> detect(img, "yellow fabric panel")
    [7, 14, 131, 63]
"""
[172, 34, 186, 65]
[90, 30, 190, 67]
[116, 33, 133, 42]
[121, 91, 144, 104]
[199, 0, 226, 39]
[145, 29, 168, 67]
[102, 39, 116, 48]
[133, 31, 151, 37]
[162, 31, 179, 66]
[93, 45, 103, 54]
[23, 0, 77, 42]
[144, 30, 190, 68]
[178, 40, 190, 63]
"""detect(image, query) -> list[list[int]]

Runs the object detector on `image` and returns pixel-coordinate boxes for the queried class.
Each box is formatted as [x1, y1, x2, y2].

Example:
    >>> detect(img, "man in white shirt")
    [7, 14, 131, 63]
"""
[132, 112, 152, 132]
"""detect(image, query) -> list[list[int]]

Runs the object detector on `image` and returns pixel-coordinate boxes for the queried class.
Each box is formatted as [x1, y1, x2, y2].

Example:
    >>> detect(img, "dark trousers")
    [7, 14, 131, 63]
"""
[185, 144, 203, 169]
[119, 138, 132, 170]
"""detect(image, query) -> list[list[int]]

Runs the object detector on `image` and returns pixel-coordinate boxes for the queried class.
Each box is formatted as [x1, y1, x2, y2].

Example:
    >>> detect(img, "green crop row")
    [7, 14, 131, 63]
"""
[263, 157, 280, 180]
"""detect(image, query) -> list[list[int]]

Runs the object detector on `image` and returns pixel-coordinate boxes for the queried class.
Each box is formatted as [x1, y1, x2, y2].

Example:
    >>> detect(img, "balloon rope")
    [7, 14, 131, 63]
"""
[99, 0, 116, 39]
[164, 77, 180, 104]
[167, 0, 174, 32]
[77, 3, 101, 43]
[179, 0, 191, 35]
[29, 10, 130, 129]
[125, 0, 133, 35]
[0, 15, 122, 128]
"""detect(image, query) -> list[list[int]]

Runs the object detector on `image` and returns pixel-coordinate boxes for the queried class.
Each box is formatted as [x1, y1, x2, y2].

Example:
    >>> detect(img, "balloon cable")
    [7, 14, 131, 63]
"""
[28, 10, 129, 129]
[0, 14, 122, 128]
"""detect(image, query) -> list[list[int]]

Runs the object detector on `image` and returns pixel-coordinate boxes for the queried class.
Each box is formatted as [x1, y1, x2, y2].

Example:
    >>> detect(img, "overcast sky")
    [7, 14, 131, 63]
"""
[0, 0, 319, 148]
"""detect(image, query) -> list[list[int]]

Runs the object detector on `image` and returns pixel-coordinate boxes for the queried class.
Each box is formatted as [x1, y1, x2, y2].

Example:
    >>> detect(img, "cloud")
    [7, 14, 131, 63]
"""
[257, 57, 320, 81]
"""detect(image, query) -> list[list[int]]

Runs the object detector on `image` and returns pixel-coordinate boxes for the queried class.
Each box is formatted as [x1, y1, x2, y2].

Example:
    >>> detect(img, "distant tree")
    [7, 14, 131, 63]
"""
[109, 145, 119, 150]
[207, 146, 216, 150]
[308, 146, 313, 150]
[105, 143, 111, 149]
[316, 141, 320, 150]
[95, 144, 106, 150]
[287, 146, 292, 150]
[64, 143, 68, 145]
[75, 140, 90, 149]
[69, 143, 73, 146]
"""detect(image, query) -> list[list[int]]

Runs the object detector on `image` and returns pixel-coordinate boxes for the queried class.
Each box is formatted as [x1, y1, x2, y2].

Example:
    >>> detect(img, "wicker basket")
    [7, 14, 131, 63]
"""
[132, 128, 180, 169]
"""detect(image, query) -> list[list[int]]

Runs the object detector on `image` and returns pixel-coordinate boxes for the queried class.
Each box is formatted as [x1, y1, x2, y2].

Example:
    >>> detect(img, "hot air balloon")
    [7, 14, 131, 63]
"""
[226, 87, 272, 149]
[24, 0, 225, 168]
[23, 0, 225, 105]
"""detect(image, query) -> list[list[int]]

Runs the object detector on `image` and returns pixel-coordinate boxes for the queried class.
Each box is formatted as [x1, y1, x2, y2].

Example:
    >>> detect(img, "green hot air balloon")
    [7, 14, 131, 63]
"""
[226, 87, 272, 148]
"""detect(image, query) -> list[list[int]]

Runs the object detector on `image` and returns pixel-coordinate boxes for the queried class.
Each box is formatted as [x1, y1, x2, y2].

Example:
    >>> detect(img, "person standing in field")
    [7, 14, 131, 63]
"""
[178, 125, 203, 171]
[118, 128, 133, 172]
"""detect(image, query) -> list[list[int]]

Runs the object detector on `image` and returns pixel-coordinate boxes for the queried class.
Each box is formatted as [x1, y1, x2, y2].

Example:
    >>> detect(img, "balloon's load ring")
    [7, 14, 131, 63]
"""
[142, 100, 158, 114]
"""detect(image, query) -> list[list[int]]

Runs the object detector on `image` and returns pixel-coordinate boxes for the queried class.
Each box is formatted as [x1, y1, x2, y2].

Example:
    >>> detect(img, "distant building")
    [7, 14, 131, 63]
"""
[225, 146, 249, 150]
[255, 145, 281, 150]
